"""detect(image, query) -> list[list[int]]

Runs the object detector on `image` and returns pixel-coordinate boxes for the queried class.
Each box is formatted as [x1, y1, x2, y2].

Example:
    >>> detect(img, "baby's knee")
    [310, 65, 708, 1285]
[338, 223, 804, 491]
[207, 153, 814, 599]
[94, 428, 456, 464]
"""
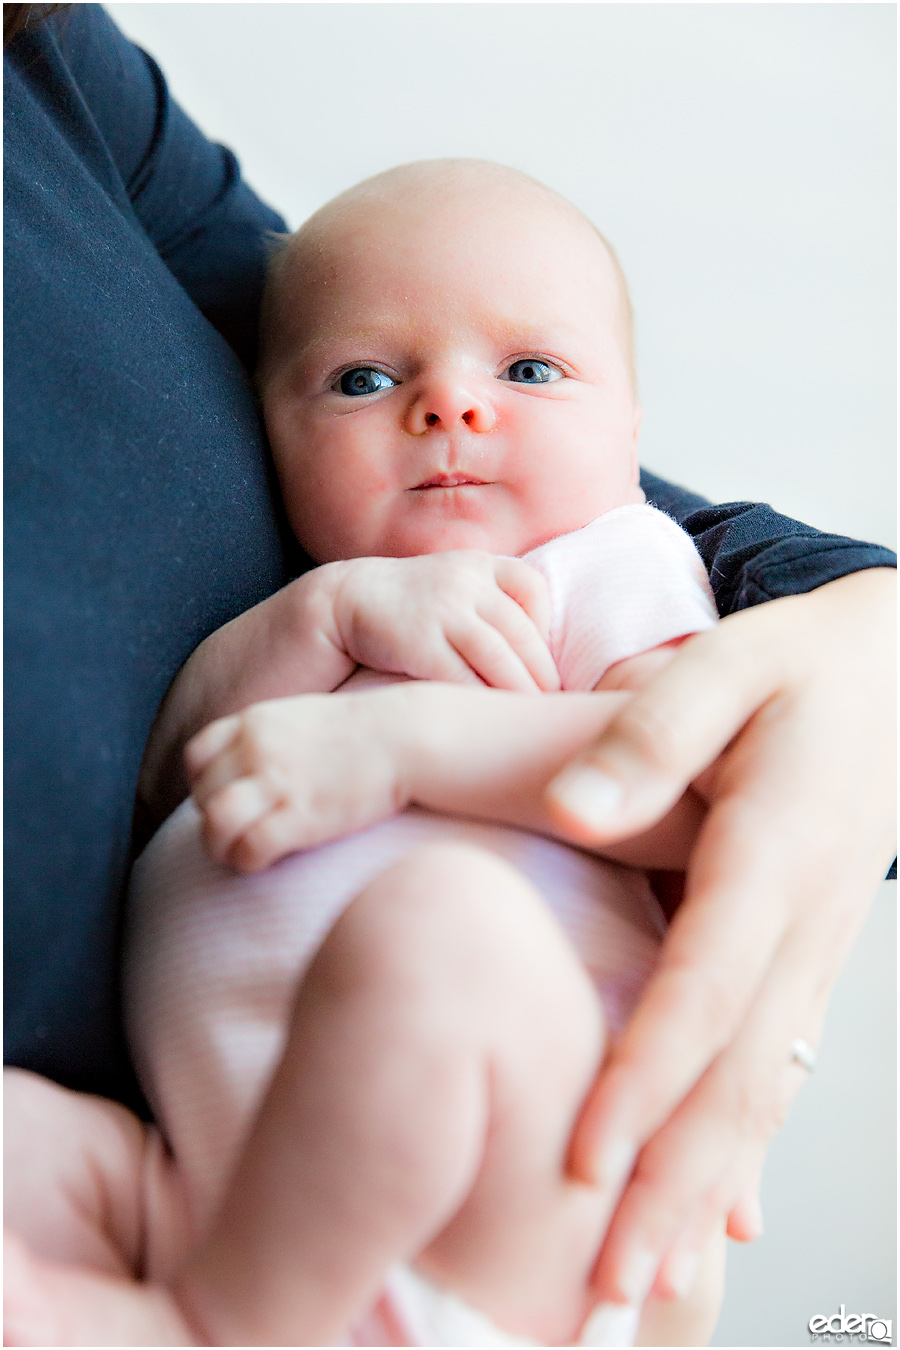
[303, 841, 607, 1211]
[315, 842, 601, 1047]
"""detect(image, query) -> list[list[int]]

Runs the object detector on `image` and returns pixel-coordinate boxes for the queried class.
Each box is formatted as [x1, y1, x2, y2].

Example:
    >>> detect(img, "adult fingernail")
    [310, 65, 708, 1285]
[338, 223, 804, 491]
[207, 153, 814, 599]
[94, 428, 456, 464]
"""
[666, 1248, 701, 1299]
[579, 1302, 640, 1347]
[549, 767, 623, 829]
[588, 1135, 636, 1189]
[618, 1248, 658, 1305]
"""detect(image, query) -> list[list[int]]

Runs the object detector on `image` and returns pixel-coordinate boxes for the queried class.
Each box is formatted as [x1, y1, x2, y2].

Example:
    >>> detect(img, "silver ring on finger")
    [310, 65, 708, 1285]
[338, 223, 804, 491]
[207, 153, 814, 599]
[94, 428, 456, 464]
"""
[789, 1038, 818, 1073]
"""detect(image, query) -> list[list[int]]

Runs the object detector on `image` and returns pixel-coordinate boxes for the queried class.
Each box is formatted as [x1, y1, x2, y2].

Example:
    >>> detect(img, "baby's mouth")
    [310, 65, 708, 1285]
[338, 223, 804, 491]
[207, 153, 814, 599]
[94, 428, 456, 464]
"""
[411, 474, 490, 490]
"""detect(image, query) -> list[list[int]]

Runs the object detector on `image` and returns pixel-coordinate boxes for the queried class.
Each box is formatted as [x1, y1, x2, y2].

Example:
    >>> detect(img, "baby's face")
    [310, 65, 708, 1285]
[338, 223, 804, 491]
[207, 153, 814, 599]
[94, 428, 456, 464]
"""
[262, 178, 643, 563]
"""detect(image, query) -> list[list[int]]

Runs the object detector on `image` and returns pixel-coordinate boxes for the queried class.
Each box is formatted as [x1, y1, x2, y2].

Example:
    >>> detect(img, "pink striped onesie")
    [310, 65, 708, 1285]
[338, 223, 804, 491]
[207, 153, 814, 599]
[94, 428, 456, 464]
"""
[125, 502, 718, 1346]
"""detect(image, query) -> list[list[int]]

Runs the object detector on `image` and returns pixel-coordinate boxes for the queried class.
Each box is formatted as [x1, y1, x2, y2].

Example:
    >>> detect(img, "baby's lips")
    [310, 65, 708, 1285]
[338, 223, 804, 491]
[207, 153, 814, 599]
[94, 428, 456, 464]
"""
[411, 473, 491, 489]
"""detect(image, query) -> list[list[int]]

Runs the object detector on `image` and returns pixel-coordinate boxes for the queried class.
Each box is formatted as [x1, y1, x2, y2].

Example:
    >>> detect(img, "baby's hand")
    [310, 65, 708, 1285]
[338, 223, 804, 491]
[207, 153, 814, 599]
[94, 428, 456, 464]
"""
[185, 688, 413, 873]
[324, 552, 560, 692]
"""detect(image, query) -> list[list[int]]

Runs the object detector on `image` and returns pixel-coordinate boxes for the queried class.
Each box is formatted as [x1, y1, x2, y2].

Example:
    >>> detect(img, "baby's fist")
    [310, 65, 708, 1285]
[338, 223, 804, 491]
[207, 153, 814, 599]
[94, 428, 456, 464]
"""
[331, 552, 560, 692]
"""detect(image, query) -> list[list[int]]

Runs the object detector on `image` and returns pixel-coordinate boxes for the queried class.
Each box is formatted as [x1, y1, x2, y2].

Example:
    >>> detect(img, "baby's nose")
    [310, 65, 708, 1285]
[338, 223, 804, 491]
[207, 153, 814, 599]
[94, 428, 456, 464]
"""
[405, 381, 495, 434]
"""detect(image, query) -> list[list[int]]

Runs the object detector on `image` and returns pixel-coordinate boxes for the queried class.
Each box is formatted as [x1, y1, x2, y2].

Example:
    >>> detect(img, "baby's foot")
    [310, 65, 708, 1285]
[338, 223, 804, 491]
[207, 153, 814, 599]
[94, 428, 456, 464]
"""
[3, 1229, 196, 1348]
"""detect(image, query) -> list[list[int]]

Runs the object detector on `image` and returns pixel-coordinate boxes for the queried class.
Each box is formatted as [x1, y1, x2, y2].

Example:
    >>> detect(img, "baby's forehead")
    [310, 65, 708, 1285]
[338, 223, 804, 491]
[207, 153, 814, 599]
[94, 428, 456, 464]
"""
[294, 169, 611, 276]
[275, 200, 617, 349]
[261, 162, 634, 389]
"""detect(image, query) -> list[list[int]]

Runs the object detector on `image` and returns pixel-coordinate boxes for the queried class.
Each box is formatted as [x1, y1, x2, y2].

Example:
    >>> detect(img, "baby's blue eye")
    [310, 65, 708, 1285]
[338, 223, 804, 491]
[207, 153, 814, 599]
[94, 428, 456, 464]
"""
[501, 359, 562, 385]
[337, 368, 396, 396]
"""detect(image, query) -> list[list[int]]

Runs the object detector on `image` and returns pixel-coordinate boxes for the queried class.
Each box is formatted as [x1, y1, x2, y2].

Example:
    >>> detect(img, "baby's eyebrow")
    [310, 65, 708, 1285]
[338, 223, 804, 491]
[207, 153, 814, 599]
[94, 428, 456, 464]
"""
[474, 315, 598, 357]
[281, 313, 597, 375]
[294, 317, 418, 358]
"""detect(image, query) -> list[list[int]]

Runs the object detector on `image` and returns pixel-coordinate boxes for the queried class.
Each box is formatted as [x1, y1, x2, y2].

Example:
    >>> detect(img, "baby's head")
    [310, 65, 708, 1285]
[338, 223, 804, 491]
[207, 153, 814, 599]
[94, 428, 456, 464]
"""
[259, 160, 644, 563]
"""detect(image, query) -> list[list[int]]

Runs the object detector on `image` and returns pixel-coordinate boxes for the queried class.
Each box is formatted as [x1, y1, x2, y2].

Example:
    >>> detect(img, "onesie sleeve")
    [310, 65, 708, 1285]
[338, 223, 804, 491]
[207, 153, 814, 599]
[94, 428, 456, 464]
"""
[641, 469, 897, 617]
[523, 506, 719, 691]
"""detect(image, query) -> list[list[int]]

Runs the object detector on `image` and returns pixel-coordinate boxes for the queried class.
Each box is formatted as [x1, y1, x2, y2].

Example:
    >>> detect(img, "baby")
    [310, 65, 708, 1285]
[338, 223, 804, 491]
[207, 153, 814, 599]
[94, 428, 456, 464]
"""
[126, 161, 723, 1347]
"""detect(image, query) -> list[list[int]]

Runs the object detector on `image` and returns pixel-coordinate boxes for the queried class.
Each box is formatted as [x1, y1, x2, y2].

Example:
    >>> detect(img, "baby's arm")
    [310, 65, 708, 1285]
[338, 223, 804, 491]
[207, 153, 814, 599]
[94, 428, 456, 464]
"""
[138, 552, 557, 822]
[593, 636, 689, 692]
[186, 682, 704, 874]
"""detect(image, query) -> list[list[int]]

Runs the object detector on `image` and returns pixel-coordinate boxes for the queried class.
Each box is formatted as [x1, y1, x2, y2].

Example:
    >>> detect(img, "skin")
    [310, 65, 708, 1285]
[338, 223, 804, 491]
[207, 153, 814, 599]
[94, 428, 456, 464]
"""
[547, 565, 896, 1310]
[260, 160, 644, 564]
[137, 163, 643, 820]
[171, 166, 729, 1340]
[6, 688, 716, 1348]
[185, 166, 899, 1323]
[181, 572, 895, 1332]
[159, 164, 728, 1342]
[165, 164, 724, 1341]
[6, 163, 893, 1345]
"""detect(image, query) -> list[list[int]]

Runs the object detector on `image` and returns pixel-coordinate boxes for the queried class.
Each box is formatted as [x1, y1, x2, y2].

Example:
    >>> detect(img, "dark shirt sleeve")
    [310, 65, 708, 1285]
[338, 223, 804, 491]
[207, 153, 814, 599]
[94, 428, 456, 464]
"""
[47, 4, 285, 367]
[641, 469, 897, 617]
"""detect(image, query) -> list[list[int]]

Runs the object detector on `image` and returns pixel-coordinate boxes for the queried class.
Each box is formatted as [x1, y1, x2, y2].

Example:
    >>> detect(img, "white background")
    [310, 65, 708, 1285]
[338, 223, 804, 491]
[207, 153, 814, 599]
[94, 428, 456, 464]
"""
[107, 5, 897, 1345]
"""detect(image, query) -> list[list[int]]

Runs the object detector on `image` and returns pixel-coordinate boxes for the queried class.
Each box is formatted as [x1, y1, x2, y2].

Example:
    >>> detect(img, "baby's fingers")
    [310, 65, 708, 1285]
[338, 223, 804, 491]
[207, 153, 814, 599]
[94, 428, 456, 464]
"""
[223, 803, 320, 874]
[402, 637, 488, 687]
[189, 736, 255, 810]
[493, 558, 553, 641]
[201, 778, 279, 869]
[470, 592, 560, 692]
[449, 615, 551, 692]
[4, 1228, 198, 1347]
[184, 715, 241, 780]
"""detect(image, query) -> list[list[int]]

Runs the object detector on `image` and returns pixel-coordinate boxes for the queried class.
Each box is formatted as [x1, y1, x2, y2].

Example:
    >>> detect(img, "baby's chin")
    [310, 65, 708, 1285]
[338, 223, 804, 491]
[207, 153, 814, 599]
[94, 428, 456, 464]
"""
[349, 519, 587, 560]
[362, 520, 541, 560]
[303, 487, 646, 561]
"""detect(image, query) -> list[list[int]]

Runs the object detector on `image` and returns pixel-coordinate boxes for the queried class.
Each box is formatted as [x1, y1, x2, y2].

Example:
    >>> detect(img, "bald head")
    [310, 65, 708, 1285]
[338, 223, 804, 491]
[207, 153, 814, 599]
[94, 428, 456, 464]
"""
[260, 159, 636, 394]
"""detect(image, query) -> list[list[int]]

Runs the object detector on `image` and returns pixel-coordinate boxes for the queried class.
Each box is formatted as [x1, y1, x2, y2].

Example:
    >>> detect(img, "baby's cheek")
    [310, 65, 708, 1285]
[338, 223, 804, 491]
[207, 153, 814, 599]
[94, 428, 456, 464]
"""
[541, 413, 638, 510]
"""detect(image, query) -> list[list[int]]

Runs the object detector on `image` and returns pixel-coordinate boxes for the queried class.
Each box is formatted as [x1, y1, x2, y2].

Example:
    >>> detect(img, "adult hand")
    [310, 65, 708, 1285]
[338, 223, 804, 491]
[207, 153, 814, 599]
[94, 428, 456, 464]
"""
[546, 567, 896, 1308]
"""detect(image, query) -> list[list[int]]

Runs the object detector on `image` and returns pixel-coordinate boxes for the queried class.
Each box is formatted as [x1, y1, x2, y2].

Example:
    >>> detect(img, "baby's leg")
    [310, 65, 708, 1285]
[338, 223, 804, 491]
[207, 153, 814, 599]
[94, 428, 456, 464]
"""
[177, 842, 612, 1347]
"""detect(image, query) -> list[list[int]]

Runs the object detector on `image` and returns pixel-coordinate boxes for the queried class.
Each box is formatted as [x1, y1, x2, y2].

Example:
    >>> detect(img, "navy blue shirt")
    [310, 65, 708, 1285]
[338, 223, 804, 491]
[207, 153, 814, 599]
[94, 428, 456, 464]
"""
[4, 6, 895, 1110]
